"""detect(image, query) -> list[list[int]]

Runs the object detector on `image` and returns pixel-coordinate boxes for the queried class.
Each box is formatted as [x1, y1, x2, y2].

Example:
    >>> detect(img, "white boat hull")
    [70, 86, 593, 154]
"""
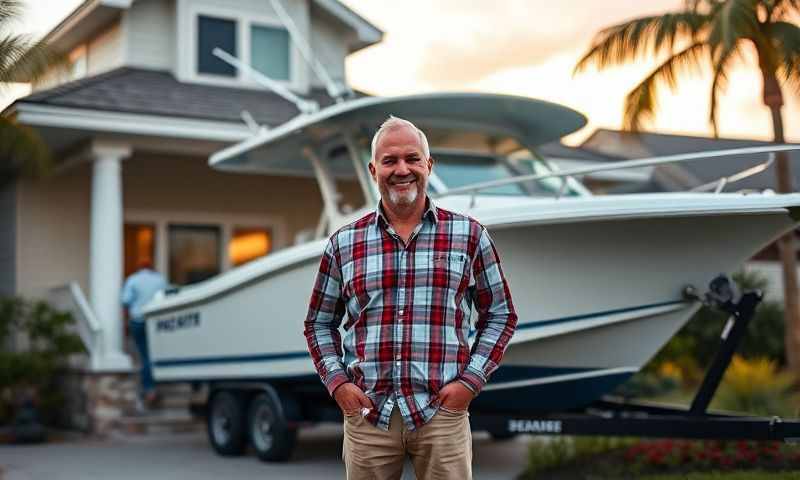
[144, 194, 800, 411]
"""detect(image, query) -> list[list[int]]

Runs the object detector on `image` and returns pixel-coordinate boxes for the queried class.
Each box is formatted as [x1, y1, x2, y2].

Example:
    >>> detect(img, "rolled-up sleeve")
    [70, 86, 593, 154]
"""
[303, 239, 350, 397]
[458, 227, 518, 395]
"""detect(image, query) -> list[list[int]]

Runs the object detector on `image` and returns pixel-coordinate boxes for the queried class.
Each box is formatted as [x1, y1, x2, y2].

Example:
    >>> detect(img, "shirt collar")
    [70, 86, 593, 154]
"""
[374, 196, 439, 228]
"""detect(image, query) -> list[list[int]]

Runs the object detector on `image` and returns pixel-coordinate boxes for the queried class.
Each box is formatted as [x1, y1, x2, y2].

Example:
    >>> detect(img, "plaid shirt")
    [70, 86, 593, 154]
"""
[303, 198, 517, 431]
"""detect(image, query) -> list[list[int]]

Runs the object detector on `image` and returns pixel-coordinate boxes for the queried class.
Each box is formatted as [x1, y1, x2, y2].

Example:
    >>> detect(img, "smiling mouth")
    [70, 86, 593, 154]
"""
[390, 176, 416, 187]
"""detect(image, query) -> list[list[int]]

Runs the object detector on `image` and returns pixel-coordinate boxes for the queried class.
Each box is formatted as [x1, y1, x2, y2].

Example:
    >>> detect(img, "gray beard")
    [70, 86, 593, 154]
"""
[387, 183, 418, 207]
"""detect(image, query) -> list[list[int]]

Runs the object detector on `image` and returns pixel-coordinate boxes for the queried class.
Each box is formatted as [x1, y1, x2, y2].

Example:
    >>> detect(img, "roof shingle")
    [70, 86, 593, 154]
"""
[20, 67, 345, 126]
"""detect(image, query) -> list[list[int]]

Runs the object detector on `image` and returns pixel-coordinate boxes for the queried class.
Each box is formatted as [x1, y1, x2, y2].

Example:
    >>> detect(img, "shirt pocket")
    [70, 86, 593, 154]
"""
[432, 251, 469, 291]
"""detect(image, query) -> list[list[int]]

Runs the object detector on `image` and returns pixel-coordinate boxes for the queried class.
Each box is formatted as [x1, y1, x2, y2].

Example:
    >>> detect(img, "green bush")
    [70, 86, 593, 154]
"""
[0, 296, 84, 425]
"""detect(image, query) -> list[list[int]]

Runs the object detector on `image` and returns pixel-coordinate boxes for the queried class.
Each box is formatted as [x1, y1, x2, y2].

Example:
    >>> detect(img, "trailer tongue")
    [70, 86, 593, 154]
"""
[473, 278, 800, 443]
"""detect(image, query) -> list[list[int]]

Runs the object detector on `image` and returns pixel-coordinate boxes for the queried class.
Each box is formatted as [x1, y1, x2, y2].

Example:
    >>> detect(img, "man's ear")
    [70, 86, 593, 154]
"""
[427, 156, 433, 173]
[368, 161, 377, 181]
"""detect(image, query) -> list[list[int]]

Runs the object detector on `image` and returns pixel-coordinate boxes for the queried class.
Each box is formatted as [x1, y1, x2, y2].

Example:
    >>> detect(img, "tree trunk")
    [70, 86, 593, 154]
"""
[762, 68, 800, 370]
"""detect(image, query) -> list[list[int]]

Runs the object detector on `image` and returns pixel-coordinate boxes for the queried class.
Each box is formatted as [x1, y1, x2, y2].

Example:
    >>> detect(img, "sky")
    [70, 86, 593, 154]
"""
[11, 0, 800, 145]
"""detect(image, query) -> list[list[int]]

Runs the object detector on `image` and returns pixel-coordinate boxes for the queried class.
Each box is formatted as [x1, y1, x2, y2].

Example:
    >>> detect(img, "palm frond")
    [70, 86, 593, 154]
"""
[574, 12, 708, 74]
[0, 34, 66, 84]
[707, 0, 759, 51]
[685, 0, 724, 15]
[623, 42, 708, 131]
[770, 20, 800, 91]
[709, 43, 740, 136]
[0, 116, 52, 183]
[772, 0, 800, 19]
[0, 1, 23, 28]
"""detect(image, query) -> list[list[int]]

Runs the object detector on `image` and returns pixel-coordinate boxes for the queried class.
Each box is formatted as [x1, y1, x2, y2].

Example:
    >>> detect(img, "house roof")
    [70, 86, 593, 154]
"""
[580, 128, 800, 192]
[15, 67, 344, 127]
[536, 140, 623, 162]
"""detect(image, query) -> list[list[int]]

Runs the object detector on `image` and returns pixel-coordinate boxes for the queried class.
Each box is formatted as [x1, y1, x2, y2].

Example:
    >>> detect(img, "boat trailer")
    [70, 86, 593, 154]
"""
[470, 276, 800, 443]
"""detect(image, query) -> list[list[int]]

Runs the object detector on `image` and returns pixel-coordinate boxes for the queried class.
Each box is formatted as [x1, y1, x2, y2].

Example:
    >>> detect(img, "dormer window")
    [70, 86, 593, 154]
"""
[197, 15, 237, 77]
[190, 8, 293, 87]
[251, 24, 290, 81]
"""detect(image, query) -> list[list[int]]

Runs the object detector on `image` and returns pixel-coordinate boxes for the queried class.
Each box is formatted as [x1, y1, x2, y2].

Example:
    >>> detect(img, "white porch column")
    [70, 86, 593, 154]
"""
[89, 141, 133, 371]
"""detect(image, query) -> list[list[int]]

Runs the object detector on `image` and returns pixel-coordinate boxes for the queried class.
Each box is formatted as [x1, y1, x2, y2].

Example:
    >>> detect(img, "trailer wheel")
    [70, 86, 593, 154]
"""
[247, 392, 297, 462]
[207, 390, 247, 456]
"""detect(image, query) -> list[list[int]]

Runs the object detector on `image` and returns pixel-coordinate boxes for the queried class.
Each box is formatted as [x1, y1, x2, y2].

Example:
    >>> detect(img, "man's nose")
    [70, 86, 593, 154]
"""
[394, 160, 411, 176]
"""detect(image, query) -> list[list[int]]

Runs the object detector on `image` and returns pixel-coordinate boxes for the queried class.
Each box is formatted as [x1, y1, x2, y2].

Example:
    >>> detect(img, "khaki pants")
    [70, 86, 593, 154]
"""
[342, 405, 472, 480]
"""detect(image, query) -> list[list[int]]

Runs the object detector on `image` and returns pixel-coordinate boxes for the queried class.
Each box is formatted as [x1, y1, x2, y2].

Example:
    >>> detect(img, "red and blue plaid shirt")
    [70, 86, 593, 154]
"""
[303, 198, 517, 431]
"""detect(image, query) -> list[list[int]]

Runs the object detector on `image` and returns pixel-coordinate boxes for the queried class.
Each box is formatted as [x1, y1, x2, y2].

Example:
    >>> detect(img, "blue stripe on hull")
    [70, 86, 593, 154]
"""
[152, 299, 686, 368]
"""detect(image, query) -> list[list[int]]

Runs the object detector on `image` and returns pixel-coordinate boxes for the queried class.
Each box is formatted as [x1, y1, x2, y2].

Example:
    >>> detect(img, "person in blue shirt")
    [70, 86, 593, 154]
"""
[121, 259, 167, 406]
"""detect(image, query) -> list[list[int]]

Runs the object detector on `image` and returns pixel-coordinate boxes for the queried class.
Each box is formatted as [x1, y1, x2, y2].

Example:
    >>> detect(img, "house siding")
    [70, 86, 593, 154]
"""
[310, 11, 349, 89]
[32, 20, 124, 92]
[0, 182, 16, 297]
[124, 0, 176, 71]
[15, 153, 363, 300]
[16, 164, 93, 301]
[87, 20, 124, 76]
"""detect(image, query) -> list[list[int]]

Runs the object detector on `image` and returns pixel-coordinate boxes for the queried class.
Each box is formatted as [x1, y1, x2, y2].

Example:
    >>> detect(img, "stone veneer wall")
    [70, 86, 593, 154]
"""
[59, 369, 139, 435]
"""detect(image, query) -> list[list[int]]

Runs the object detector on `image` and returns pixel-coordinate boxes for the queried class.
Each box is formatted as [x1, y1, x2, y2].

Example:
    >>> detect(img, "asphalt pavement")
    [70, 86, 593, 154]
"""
[0, 424, 532, 479]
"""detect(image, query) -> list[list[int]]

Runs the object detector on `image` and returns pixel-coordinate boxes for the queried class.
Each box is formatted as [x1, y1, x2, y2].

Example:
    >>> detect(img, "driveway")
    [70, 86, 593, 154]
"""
[0, 424, 532, 479]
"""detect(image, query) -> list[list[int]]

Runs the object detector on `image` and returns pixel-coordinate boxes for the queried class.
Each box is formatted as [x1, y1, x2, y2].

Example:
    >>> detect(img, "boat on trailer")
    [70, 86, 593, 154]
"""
[141, 92, 800, 460]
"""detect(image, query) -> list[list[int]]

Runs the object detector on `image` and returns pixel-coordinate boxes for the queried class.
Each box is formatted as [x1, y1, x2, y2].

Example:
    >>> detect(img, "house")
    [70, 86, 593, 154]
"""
[0, 0, 381, 432]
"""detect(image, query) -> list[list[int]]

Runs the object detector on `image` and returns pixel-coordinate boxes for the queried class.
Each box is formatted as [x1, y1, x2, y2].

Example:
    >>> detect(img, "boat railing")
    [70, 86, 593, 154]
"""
[434, 145, 800, 201]
[49, 282, 101, 364]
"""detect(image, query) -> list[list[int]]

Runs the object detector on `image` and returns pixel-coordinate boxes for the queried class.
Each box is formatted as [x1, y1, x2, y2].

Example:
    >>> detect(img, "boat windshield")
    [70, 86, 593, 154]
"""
[430, 150, 586, 197]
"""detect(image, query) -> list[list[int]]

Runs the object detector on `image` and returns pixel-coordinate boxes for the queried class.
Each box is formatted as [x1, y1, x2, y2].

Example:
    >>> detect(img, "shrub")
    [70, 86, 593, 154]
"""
[0, 296, 84, 426]
[713, 355, 796, 417]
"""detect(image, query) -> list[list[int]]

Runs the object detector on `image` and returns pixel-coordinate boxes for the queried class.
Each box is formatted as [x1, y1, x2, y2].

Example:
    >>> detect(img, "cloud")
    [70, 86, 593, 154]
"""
[344, 0, 684, 90]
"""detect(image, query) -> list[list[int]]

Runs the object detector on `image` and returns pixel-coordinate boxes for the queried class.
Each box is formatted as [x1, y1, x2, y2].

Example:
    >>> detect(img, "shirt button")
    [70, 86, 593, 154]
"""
[399, 309, 404, 316]
[395, 354, 401, 360]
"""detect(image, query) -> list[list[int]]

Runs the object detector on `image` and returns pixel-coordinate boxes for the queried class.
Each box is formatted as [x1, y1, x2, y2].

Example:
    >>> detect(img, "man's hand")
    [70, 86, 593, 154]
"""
[439, 381, 475, 411]
[333, 383, 373, 415]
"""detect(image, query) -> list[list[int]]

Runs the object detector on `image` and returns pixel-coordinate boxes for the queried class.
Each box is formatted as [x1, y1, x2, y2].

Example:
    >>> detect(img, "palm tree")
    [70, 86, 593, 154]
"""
[0, 0, 65, 183]
[574, 0, 800, 372]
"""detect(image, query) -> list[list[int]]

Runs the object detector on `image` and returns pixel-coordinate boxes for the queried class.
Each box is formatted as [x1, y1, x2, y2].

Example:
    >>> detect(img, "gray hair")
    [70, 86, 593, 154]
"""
[370, 115, 430, 163]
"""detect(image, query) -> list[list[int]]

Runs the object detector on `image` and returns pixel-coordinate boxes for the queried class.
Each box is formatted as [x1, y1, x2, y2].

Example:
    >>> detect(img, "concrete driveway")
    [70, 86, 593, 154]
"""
[0, 424, 532, 479]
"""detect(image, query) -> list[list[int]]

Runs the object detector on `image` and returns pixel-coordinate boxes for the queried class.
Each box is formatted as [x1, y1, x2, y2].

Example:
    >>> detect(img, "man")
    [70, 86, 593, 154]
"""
[121, 259, 167, 406]
[304, 116, 517, 479]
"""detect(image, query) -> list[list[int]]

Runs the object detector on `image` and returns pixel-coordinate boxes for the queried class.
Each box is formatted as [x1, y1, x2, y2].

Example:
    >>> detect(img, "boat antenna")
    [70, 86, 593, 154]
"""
[212, 47, 319, 115]
[269, 0, 353, 103]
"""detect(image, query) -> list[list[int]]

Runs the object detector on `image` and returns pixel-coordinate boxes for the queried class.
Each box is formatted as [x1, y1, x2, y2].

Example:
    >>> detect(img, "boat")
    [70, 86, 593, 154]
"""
[140, 92, 800, 454]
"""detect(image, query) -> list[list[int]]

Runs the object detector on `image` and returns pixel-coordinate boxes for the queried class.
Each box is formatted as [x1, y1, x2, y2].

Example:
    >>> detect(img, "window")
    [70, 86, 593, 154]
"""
[251, 25, 290, 81]
[434, 154, 526, 196]
[197, 15, 237, 77]
[124, 223, 156, 279]
[229, 227, 272, 267]
[168, 225, 221, 285]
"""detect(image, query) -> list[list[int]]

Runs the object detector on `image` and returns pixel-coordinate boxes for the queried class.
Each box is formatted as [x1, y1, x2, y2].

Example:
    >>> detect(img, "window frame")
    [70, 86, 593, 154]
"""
[124, 209, 287, 282]
[185, 4, 299, 90]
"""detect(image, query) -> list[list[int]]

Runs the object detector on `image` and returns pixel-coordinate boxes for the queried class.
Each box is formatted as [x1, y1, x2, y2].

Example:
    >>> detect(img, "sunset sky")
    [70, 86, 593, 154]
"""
[13, 0, 800, 145]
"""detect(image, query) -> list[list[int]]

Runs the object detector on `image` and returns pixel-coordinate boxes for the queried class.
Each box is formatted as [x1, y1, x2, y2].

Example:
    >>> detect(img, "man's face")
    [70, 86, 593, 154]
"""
[369, 125, 432, 210]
